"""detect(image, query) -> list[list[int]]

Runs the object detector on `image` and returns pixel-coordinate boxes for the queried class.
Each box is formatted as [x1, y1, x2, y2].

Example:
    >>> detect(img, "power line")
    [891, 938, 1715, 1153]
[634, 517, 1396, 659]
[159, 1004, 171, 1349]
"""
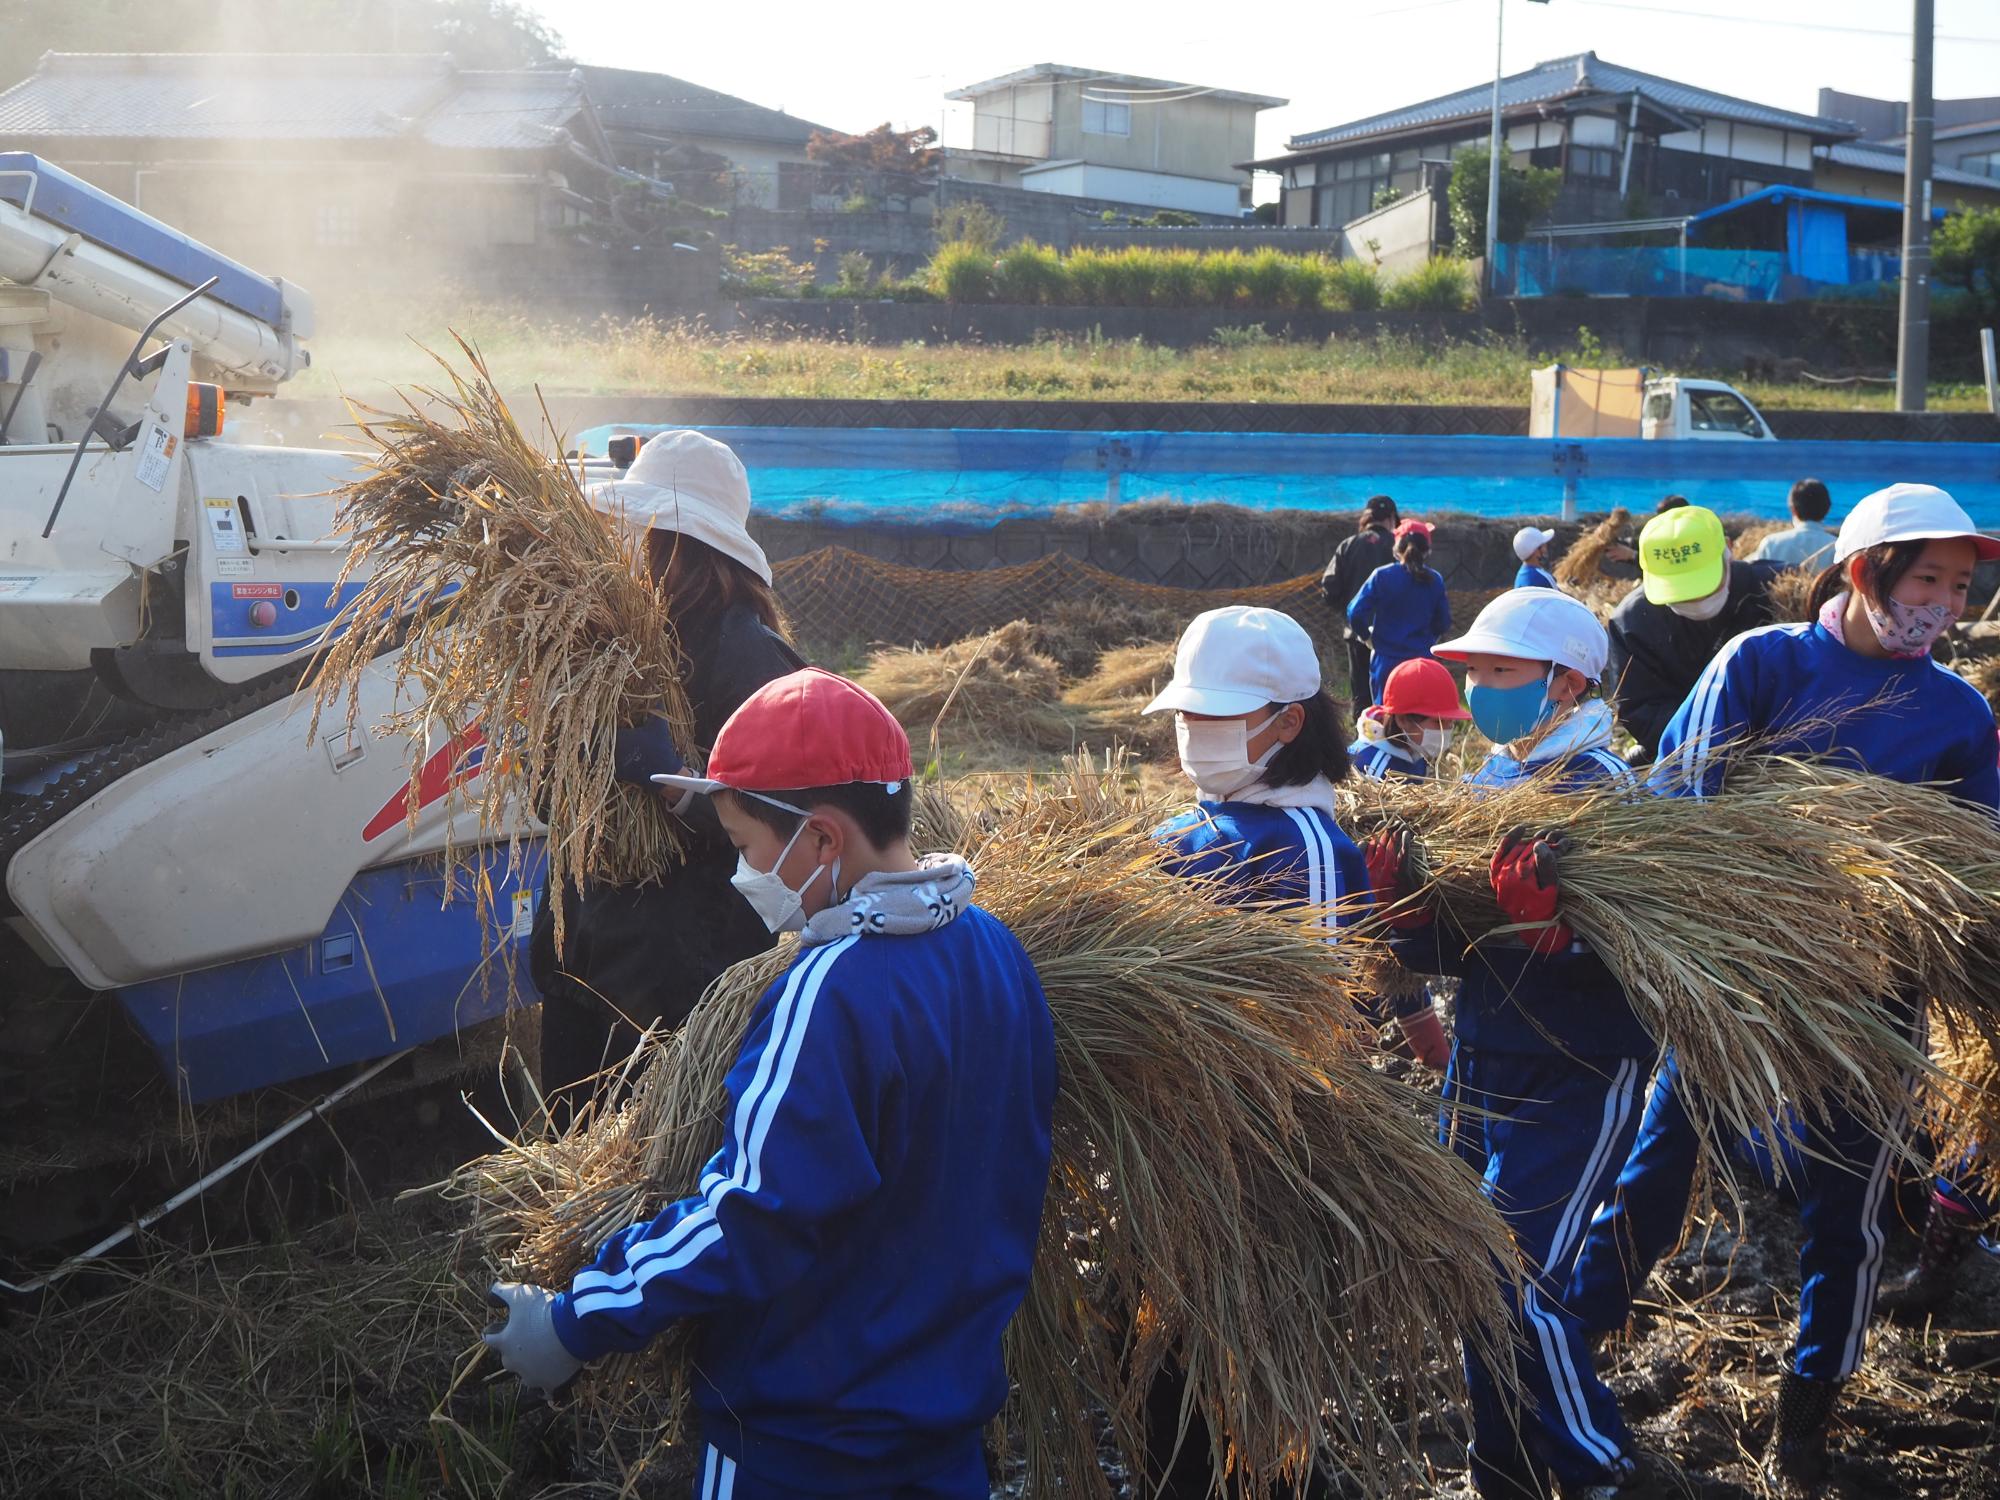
[1570, 0, 2000, 45]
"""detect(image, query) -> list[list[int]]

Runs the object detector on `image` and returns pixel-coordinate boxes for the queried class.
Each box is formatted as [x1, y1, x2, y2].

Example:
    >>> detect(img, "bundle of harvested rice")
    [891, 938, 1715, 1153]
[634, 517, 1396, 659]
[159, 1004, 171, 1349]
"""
[1554, 508, 1633, 591]
[1573, 573, 1638, 626]
[442, 757, 1516, 1498]
[1342, 754, 2000, 1158]
[1960, 652, 2000, 716]
[857, 621, 1075, 752]
[1767, 563, 1818, 622]
[309, 343, 694, 943]
[1030, 597, 1185, 679]
[1924, 1029, 2000, 1180]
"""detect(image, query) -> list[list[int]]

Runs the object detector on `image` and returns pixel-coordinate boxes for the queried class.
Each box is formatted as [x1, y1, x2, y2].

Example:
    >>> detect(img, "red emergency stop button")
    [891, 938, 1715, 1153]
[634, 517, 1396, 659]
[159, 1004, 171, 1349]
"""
[249, 600, 278, 628]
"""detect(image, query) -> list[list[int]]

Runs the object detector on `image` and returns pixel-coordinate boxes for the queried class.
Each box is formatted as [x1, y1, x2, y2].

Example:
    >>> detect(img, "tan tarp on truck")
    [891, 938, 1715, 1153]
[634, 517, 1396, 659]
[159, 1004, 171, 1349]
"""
[1529, 365, 1649, 438]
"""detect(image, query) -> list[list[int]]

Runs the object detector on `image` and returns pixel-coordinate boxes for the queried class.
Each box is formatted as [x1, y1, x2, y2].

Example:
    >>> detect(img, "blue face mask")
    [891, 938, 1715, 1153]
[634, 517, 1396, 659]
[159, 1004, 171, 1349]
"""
[1467, 670, 1555, 745]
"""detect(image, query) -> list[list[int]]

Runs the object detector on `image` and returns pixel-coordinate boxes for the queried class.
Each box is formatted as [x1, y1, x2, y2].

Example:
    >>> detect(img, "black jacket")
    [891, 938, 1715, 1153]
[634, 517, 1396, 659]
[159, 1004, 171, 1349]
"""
[529, 603, 806, 1036]
[1321, 524, 1396, 632]
[1605, 559, 1782, 759]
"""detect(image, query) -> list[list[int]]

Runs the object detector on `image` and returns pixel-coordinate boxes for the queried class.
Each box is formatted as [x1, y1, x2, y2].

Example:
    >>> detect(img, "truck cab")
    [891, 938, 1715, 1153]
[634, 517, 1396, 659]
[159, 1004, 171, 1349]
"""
[1641, 378, 1775, 441]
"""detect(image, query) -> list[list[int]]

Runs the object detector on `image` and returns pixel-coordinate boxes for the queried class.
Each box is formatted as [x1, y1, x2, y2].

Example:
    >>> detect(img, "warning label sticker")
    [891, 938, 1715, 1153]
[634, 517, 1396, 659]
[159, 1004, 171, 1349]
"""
[230, 582, 282, 599]
[135, 423, 178, 491]
[511, 889, 535, 939]
[215, 557, 254, 578]
[203, 496, 246, 555]
[0, 575, 35, 597]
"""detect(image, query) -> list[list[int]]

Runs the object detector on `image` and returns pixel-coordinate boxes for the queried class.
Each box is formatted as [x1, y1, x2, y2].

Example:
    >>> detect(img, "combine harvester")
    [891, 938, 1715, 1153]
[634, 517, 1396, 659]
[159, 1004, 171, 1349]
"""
[0, 156, 545, 1265]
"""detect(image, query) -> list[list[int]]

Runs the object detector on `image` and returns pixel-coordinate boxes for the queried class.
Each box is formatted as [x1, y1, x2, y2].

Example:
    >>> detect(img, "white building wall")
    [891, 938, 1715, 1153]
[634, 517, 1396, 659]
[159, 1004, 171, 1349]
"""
[1017, 161, 1244, 214]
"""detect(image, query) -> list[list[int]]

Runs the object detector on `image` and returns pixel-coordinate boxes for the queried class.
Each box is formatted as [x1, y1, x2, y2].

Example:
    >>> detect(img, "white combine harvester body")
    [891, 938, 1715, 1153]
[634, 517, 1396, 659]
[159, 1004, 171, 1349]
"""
[0, 154, 542, 1118]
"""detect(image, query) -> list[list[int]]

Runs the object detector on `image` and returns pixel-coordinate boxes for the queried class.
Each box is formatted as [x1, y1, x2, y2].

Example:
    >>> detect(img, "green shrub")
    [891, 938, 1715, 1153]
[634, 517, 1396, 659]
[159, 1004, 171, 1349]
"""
[1322, 257, 1383, 311]
[928, 241, 995, 302]
[1241, 249, 1291, 307]
[992, 241, 1066, 304]
[1283, 256, 1329, 310]
[1153, 250, 1201, 308]
[932, 201, 1005, 252]
[1383, 257, 1479, 311]
[1194, 252, 1245, 307]
[1064, 248, 1114, 306]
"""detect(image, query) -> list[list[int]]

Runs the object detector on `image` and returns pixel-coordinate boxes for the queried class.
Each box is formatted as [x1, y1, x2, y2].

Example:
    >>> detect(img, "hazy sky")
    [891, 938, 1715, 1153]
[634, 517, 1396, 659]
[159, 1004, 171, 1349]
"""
[533, 0, 2000, 164]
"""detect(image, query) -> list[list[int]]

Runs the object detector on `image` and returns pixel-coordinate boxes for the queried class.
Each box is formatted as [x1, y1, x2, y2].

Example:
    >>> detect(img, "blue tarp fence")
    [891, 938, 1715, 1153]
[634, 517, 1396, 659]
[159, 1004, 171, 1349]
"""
[1496, 242, 1901, 302]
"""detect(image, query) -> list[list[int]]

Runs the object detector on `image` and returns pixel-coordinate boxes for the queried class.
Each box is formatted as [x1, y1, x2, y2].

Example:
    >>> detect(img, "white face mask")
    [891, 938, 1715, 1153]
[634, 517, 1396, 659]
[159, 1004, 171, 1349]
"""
[729, 815, 831, 934]
[1668, 569, 1731, 621]
[1417, 725, 1452, 760]
[1177, 711, 1282, 801]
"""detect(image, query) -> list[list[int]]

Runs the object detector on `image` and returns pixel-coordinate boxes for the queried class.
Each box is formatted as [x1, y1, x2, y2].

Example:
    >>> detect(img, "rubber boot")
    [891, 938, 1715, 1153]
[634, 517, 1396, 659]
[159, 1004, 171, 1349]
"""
[1876, 1198, 1981, 1319]
[1765, 1371, 1841, 1497]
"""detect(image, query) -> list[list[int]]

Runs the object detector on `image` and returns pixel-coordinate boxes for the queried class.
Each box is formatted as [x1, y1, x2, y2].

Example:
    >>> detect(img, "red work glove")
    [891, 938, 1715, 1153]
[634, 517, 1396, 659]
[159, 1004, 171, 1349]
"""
[1489, 830, 1574, 955]
[1397, 1004, 1451, 1069]
[1361, 827, 1433, 930]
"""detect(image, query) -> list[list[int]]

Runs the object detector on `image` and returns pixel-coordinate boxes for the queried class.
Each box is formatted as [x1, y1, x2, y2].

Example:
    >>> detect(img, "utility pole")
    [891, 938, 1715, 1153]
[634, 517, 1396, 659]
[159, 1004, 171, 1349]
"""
[1897, 0, 1935, 411]
[1486, 0, 1551, 298]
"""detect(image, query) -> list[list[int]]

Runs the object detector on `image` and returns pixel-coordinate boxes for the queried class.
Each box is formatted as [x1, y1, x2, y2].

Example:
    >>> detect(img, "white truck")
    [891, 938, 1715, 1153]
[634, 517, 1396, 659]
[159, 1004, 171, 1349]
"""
[1530, 364, 1776, 441]
[0, 155, 547, 1254]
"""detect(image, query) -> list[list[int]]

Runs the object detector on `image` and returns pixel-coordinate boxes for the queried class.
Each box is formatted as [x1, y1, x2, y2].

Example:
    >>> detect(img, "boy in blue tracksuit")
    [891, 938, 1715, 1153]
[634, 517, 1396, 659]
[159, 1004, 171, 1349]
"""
[1365, 588, 1653, 1500]
[1347, 519, 1452, 704]
[484, 668, 1057, 1499]
[1513, 526, 1560, 590]
[1564, 484, 2000, 1493]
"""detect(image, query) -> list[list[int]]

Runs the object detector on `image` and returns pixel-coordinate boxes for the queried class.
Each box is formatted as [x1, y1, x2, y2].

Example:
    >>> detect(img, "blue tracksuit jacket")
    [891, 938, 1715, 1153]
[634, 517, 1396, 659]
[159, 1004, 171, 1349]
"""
[1347, 563, 1451, 703]
[1389, 699, 1653, 1491]
[552, 909, 1056, 1492]
[1568, 620, 1999, 1384]
[1350, 736, 1429, 781]
[1389, 701, 1651, 1059]
[1515, 563, 1559, 590]
[1155, 797, 1370, 932]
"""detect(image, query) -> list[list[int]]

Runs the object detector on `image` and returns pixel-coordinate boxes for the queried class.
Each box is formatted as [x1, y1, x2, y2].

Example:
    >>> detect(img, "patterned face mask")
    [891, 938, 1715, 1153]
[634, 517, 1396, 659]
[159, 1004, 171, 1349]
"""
[1860, 593, 1954, 656]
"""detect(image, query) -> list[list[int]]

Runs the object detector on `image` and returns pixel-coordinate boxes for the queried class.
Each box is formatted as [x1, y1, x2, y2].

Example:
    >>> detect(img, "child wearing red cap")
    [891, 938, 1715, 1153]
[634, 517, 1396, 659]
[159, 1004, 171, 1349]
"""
[1349, 656, 1471, 783]
[484, 668, 1057, 1500]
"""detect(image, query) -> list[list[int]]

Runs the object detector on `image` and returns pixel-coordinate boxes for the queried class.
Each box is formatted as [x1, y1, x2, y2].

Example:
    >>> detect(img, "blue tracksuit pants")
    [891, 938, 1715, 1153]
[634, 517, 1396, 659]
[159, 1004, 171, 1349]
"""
[1565, 1050, 1904, 1382]
[694, 1440, 986, 1499]
[1369, 651, 1418, 707]
[1443, 1044, 1645, 1493]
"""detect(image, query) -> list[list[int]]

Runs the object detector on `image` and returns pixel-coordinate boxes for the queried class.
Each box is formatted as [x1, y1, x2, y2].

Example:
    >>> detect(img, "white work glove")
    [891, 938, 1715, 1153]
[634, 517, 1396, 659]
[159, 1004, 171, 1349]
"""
[484, 1281, 586, 1395]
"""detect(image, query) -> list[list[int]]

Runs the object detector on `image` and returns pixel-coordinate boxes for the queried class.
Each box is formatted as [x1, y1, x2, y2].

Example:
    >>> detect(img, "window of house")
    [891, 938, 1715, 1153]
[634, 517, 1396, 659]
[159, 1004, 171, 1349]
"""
[314, 201, 360, 248]
[1082, 98, 1131, 136]
[1961, 150, 2000, 180]
[1570, 147, 1619, 181]
[1728, 176, 1770, 200]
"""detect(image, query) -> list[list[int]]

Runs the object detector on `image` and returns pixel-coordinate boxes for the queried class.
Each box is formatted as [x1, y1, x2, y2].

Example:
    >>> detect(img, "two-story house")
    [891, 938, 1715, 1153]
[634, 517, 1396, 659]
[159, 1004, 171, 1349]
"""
[944, 63, 1284, 216]
[1255, 52, 1859, 233]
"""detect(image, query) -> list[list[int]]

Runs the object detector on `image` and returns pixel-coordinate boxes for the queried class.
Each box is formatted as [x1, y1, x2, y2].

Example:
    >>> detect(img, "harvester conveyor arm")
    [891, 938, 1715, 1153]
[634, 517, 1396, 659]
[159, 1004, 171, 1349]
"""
[40, 274, 216, 539]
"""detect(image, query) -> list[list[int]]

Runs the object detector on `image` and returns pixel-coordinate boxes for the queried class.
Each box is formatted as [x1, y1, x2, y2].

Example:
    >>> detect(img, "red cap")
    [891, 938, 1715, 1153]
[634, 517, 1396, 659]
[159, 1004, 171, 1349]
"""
[653, 667, 913, 798]
[1380, 657, 1470, 720]
[1394, 519, 1435, 543]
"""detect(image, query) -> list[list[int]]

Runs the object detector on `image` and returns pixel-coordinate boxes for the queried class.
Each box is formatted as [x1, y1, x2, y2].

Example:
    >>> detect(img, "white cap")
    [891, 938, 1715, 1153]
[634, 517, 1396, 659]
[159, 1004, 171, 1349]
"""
[1144, 606, 1321, 716]
[585, 430, 772, 584]
[1434, 587, 1608, 681]
[1513, 525, 1557, 561]
[1833, 482, 2000, 565]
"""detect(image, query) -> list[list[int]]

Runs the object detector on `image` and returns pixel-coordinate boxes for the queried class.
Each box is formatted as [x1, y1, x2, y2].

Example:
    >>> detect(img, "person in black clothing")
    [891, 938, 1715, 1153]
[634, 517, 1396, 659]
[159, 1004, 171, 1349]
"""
[530, 430, 805, 1103]
[1605, 503, 1782, 764]
[1319, 494, 1399, 704]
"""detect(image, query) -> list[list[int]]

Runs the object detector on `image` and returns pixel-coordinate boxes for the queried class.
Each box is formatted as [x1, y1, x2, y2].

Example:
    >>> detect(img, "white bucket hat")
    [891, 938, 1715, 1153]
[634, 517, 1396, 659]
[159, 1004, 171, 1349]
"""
[1434, 587, 1609, 681]
[586, 430, 771, 584]
[1144, 606, 1321, 716]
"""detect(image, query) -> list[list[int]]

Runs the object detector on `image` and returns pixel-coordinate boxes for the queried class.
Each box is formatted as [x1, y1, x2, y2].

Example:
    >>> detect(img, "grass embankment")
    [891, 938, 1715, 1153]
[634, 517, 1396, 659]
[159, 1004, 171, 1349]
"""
[296, 309, 1994, 412]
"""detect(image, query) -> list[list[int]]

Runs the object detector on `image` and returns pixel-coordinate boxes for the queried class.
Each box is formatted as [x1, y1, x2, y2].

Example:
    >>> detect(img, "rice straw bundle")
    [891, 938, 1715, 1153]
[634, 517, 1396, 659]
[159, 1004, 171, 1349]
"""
[1767, 563, 1818, 622]
[858, 621, 1075, 751]
[1063, 641, 1180, 760]
[1925, 1029, 2000, 1178]
[1339, 755, 2000, 1158]
[441, 756, 1516, 1497]
[309, 342, 694, 943]
[1554, 508, 1633, 590]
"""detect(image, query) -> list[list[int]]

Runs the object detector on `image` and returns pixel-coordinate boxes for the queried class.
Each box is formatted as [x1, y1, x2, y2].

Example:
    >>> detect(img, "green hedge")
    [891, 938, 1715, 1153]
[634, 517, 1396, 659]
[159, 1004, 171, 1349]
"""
[924, 239, 1474, 311]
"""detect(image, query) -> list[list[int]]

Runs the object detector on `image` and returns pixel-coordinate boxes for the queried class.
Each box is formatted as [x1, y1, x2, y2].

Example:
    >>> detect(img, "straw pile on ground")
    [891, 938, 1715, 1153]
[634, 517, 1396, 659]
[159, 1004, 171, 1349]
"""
[1343, 752, 2000, 1160]
[857, 621, 1075, 752]
[1029, 597, 1184, 679]
[439, 757, 1516, 1497]
[309, 343, 694, 943]
[1063, 641, 1180, 759]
